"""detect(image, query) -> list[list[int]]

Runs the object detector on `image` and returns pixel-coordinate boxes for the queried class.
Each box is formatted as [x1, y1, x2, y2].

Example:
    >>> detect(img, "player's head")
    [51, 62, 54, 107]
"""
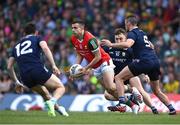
[114, 28, 127, 43]
[71, 19, 85, 37]
[125, 15, 138, 31]
[24, 22, 36, 35]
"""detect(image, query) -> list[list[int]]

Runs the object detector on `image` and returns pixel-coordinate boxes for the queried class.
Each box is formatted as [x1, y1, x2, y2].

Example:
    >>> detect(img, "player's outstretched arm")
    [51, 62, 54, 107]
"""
[39, 41, 60, 75]
[7, 57, 24, 93]
[101, 39, 134, 48]
[7, 57, 21, 84]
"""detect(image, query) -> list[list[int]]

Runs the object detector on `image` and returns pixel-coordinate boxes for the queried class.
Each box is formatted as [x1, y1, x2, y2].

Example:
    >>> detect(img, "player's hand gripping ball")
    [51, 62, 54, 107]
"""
[69, 64, 83, 78]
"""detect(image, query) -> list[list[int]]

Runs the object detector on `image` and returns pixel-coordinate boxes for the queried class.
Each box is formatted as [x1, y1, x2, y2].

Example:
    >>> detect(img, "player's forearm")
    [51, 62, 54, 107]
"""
[76, 53, 83, 64]
[7, 67, 21, 85]
[110, 42, 130, 48]
[85, 56, 101, 70]
[7, 58, 20, 84]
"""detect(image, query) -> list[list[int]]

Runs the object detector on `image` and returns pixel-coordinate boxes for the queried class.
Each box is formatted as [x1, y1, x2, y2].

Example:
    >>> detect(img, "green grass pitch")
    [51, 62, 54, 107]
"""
[0, 110, 179, 124]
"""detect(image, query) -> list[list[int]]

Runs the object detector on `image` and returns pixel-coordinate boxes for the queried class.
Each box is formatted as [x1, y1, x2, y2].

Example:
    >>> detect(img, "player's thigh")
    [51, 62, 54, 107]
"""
[31, 85, 51, 100]
[115, 66, 134, 81]
[44, 74, 64, 90]
[102, 68, 115, 89]
[94, 59, 115, 88]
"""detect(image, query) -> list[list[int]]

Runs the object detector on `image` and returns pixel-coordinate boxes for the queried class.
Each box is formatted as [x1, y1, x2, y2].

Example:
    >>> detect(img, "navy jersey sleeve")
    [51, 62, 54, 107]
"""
[127, 31, 137, 41]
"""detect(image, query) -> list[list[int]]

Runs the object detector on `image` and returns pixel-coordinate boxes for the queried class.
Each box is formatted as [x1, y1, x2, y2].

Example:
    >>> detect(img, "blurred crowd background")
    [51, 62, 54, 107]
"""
[0, 0, 180, 98]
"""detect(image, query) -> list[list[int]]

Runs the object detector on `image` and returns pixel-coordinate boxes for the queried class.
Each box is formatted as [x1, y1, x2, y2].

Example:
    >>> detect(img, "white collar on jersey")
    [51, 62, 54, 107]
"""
[78, 39, 83, 43]
[25, 34, 34, 38]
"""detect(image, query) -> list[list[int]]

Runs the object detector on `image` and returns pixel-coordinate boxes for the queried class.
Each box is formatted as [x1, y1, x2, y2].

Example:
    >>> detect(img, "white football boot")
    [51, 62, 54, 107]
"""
[56, 106, 69, 117]
[132, 87, 143, 104]
[131, 104, 140, 114]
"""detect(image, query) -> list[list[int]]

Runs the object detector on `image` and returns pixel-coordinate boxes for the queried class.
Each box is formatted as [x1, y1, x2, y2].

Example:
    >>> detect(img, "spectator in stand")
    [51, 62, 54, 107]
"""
[163, 72, 179, 93]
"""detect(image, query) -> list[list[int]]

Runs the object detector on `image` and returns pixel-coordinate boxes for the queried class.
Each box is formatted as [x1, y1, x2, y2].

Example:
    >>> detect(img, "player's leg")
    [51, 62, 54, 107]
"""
[23, 69, 55, 117]
[101, 69, 118, 99]
[95, 60, 118, 99]
[100, 61, 131, 100]
[31, 85, 56, 117]
[32, 83, 68, 117]
[114, 66, 139, 114]
[148, 63, 176, 115]
[125, 78, 143, 104]
[102, 66, 141, 113]
[104, 90, 118, 101]
[104, 84, 136, 101]
[115, 66, 134, 98]
[96, 60, 139, 113]
[104, 89, 128, 113]
[44, 74, 65, 100]
[129, 77, 158, 114]
[31, 85, 51, 101]
[44, 74, 69, 116]
[149, 80, 176, 115]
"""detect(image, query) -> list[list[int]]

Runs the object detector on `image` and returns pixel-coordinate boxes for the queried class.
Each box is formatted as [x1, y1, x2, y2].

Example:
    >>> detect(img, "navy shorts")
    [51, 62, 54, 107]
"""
[21, 67, 52, 88]
[128, 59, 160, 81]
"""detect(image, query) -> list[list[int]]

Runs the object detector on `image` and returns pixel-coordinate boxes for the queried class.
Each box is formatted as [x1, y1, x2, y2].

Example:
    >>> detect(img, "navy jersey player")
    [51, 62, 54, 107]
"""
[7, 22, 69, 117]
[102, 28, 158, 114]
[102, 15, 176, 115]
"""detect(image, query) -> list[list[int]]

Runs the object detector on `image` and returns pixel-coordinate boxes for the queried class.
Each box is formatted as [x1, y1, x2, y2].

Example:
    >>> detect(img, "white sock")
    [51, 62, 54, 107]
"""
[50, 97, 57, 105]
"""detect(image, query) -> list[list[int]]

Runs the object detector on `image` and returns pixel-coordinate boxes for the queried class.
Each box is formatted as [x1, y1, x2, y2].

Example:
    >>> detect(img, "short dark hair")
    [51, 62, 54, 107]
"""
[115, 28, 126, 35]
[125, 15, 138, 26]
[72, 19, 85, 26]
[24, 22, 36, 35]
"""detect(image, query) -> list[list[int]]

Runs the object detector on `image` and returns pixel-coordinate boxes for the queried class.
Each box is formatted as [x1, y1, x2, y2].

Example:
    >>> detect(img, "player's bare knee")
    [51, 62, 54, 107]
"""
[57, 84, 65, 93]
[61, 85, 65, 93]
[115, 75, 124, 83]
[106, 87, 116, 95]
[104, 94, 111, 101]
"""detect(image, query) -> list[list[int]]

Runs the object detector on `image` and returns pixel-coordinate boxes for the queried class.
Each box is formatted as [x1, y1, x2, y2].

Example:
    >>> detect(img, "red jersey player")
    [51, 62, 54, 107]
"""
[70, 19, 118, 100]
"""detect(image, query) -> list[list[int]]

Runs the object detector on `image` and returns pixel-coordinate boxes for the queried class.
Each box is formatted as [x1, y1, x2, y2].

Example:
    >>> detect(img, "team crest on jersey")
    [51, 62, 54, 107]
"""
[79, 44, 83, 49]
[109, 51, 114, 54]
[115, 51, 120, 56]
[122, 52, 126, 57]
